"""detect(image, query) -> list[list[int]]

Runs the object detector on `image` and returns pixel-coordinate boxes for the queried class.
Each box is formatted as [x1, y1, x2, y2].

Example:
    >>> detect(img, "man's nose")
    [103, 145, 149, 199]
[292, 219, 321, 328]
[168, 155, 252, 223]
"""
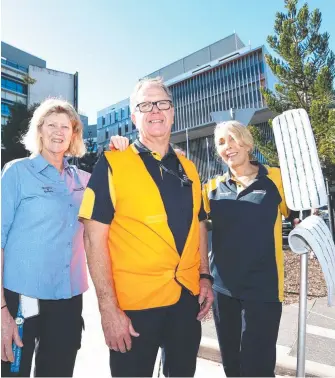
[151, 104, 160, 113]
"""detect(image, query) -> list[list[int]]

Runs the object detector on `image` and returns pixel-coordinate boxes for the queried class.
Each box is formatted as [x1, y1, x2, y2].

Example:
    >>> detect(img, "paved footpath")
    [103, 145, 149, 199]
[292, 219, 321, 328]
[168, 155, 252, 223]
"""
[200, 297, 335, 377]
[74, 282, 227, 377]
[75, 277, 317, 377]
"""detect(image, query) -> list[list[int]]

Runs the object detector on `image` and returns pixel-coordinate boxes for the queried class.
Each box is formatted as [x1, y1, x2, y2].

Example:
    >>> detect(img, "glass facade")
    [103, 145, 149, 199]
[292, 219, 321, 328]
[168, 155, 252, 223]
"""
[1, 103, 11, 116]
[171, 50, 265, 132]
[96, 47, 272, 180]
[1, 77, 27, 95]
[1, 58, 28, 73]
[97, 104, 138, 148]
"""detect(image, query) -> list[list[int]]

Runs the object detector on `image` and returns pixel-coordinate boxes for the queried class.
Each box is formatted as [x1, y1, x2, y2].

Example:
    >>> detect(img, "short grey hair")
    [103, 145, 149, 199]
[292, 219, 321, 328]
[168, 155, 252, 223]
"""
[22, 98, 86, 157]
[129, 76, 173, 113]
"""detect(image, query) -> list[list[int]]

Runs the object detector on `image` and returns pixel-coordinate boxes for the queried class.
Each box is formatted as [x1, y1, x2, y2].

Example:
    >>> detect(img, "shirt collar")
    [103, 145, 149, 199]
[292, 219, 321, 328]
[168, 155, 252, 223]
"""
[227, 161, 268, 182]
[131, 139, 176, 157]
[29, 154, 71, 174]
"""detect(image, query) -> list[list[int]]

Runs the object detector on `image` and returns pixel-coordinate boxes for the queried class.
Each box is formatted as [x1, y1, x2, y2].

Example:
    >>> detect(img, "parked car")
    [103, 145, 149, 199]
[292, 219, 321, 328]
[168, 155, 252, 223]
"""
[282, 217, 292, 247]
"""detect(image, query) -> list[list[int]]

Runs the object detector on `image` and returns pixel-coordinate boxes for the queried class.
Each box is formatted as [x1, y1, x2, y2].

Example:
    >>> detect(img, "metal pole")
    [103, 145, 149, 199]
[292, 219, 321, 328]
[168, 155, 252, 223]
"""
[206, 137, 211, 181]
[297, 253, 308, 377]
[296, 211, 309, 377]
[325, 178, 335, 241]
[186, 128, 189, 159]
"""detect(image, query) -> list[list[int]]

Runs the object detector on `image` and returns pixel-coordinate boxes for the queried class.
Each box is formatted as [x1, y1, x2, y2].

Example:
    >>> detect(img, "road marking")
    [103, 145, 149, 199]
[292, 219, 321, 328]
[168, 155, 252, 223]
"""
[306, 324, 335, 340]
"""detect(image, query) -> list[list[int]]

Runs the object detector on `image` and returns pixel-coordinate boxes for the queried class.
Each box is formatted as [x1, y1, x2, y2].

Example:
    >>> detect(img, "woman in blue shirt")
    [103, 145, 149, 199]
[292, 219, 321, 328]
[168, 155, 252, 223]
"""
[1, 99, 90, 377]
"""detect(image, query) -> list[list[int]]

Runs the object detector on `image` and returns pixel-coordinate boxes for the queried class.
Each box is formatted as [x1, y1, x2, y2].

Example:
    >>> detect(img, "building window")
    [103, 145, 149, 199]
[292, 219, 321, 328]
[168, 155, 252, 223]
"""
[1, 78, 27, 94]
[1, 58, 28, 73]
[1, 103, 11, 116]
[105, 129, 109, 139]
[125, 122, 129, 133]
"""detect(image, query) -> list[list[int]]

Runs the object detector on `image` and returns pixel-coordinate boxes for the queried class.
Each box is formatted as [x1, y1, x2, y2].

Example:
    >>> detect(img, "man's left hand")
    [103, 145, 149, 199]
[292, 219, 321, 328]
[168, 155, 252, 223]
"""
[197, 278, 214, 321]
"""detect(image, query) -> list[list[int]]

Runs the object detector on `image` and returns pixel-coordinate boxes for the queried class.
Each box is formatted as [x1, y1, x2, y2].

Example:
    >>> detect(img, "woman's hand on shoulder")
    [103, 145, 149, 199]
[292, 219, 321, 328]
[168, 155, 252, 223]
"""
[109, 136, 130, 152]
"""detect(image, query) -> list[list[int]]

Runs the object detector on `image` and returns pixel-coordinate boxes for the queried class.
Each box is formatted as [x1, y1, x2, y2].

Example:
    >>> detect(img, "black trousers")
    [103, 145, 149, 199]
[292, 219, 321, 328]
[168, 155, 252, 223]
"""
[109, 289, 201, 377]
[1, 289, 83, 377]
[213, 291, 282, 377]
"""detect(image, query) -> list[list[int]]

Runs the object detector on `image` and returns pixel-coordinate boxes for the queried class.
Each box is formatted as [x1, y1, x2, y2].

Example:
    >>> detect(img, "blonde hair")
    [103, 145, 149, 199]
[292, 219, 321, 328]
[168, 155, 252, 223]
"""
[130, 76, 173, 113]
[22, 98, 86, 157]
[214, 120, 254, 152]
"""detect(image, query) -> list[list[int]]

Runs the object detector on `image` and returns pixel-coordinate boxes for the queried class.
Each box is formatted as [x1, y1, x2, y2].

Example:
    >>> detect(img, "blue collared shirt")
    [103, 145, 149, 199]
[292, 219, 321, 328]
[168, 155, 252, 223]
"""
[1, 154, 90, 299]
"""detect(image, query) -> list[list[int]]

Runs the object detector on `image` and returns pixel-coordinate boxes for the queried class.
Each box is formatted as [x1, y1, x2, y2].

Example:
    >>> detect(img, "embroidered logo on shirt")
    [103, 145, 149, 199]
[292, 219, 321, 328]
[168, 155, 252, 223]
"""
[220, 191, 232, 196]
[42, 186, 54, 193]
[252, 190, 266, 194]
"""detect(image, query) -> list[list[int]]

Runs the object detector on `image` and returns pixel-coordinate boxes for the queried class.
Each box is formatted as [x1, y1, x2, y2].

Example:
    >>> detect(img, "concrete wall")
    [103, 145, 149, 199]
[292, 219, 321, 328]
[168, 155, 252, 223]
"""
[28, 66, 75, 106]
[144, 33, 245, 82]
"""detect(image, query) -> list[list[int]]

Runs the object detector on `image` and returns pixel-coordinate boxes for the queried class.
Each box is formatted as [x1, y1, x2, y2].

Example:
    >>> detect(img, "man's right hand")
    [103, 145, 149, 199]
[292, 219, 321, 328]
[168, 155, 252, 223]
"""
[109, 136, 130, 152]
[1, 307, 23, 362]
[101, 306, 139, 353]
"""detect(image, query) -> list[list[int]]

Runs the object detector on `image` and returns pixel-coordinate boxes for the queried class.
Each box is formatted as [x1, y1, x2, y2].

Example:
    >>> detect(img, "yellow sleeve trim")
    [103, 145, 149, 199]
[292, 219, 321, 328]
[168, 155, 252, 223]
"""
[108, 169, 116, 209]
[78, 187, 95, 220]
[202, 183, 211, 214]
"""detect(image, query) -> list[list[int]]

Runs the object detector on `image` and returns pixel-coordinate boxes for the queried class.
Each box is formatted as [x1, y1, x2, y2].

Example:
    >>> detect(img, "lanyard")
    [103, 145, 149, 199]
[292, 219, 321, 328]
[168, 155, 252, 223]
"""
[10, 303, 24, 373]
[159, 163, 193, 187]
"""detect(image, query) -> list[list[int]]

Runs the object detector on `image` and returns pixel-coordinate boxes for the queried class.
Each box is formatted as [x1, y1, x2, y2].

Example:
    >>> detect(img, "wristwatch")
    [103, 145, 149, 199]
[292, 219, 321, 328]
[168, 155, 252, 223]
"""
[200, 273, 214, 284]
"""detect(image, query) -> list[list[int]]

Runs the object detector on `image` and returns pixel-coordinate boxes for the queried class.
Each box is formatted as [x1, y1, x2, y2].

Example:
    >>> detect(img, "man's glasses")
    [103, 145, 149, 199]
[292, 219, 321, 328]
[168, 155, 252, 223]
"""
[136, 100, 173, 113]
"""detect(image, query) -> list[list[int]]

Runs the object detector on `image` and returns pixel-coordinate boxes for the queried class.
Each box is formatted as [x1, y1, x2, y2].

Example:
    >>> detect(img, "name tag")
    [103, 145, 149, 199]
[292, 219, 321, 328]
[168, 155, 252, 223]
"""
[73, 187, 84, 192]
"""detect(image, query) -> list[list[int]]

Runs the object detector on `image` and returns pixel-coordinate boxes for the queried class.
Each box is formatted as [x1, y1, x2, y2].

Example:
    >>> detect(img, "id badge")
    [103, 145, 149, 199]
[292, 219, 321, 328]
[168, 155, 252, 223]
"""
[20, 295, 39, 319]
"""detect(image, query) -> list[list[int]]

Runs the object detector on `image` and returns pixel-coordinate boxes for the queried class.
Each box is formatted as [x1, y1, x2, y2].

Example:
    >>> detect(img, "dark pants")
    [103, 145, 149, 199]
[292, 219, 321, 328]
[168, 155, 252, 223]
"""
[109, 289, 201, 377]
[1, 289, 83, 377]
[213, 291, 282, 377]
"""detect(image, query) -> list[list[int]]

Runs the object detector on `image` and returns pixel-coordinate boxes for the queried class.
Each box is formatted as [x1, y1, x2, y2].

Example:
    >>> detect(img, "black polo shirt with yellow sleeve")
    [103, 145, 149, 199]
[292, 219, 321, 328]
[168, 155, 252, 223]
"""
[79, 140, 206, 310]
[80, 140, 206, 253]
[203, 163, 290, 302]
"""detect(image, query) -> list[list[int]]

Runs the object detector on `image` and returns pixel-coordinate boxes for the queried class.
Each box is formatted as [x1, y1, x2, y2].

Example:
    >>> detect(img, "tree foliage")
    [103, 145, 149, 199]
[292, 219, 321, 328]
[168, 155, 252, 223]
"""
[1, 102, 39, 168]
[250, 0, 335, 177]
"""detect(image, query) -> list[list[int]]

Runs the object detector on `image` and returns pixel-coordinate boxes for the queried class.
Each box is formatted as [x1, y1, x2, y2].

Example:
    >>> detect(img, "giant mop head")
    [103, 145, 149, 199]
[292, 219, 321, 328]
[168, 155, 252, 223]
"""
[272, 109, 327, 211]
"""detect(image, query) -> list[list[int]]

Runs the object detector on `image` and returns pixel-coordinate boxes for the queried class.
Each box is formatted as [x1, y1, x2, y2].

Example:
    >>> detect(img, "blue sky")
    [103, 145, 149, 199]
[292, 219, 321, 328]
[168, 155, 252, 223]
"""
[2, 0, 334, 123]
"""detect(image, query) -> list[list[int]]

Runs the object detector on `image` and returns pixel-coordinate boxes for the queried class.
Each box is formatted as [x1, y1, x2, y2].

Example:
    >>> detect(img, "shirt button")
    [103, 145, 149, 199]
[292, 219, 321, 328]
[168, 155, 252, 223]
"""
[68, 242, 71, 246]
[66, 264, 70, 268]
[69, 204, 73, 207]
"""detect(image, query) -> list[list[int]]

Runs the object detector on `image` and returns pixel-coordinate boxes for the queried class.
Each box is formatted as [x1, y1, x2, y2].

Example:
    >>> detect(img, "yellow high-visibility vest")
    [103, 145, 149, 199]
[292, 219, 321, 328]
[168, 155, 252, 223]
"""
[104, 147, 201, 310]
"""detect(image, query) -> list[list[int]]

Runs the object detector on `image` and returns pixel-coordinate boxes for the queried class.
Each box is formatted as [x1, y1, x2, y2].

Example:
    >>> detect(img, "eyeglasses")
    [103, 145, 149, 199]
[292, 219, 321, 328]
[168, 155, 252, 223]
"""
[135, 100, 173, 113]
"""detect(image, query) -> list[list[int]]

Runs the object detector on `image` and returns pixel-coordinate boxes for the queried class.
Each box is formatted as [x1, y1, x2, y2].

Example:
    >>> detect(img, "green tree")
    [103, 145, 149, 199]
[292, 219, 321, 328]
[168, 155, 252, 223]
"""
[1, 102, 39, 168]
[250, 0, 335, 177]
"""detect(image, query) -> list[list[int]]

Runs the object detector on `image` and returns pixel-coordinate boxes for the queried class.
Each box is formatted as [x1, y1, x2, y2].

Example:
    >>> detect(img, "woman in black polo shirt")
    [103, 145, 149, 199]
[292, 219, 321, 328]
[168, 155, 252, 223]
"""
[202, 120, 298, 377]
[108, 123, 298, 377]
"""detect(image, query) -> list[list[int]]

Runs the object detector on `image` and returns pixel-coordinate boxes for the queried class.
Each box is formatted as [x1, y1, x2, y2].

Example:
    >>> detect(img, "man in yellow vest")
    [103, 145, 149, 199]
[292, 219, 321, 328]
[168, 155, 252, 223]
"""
[79, 77, 214, 377]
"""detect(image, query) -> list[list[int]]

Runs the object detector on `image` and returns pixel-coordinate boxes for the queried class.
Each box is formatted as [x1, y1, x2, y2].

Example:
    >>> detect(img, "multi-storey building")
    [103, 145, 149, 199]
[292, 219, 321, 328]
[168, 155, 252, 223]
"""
[1, 42, 78, 126]
[97, 98, 137, 150]
[97, 34, 276, 180]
